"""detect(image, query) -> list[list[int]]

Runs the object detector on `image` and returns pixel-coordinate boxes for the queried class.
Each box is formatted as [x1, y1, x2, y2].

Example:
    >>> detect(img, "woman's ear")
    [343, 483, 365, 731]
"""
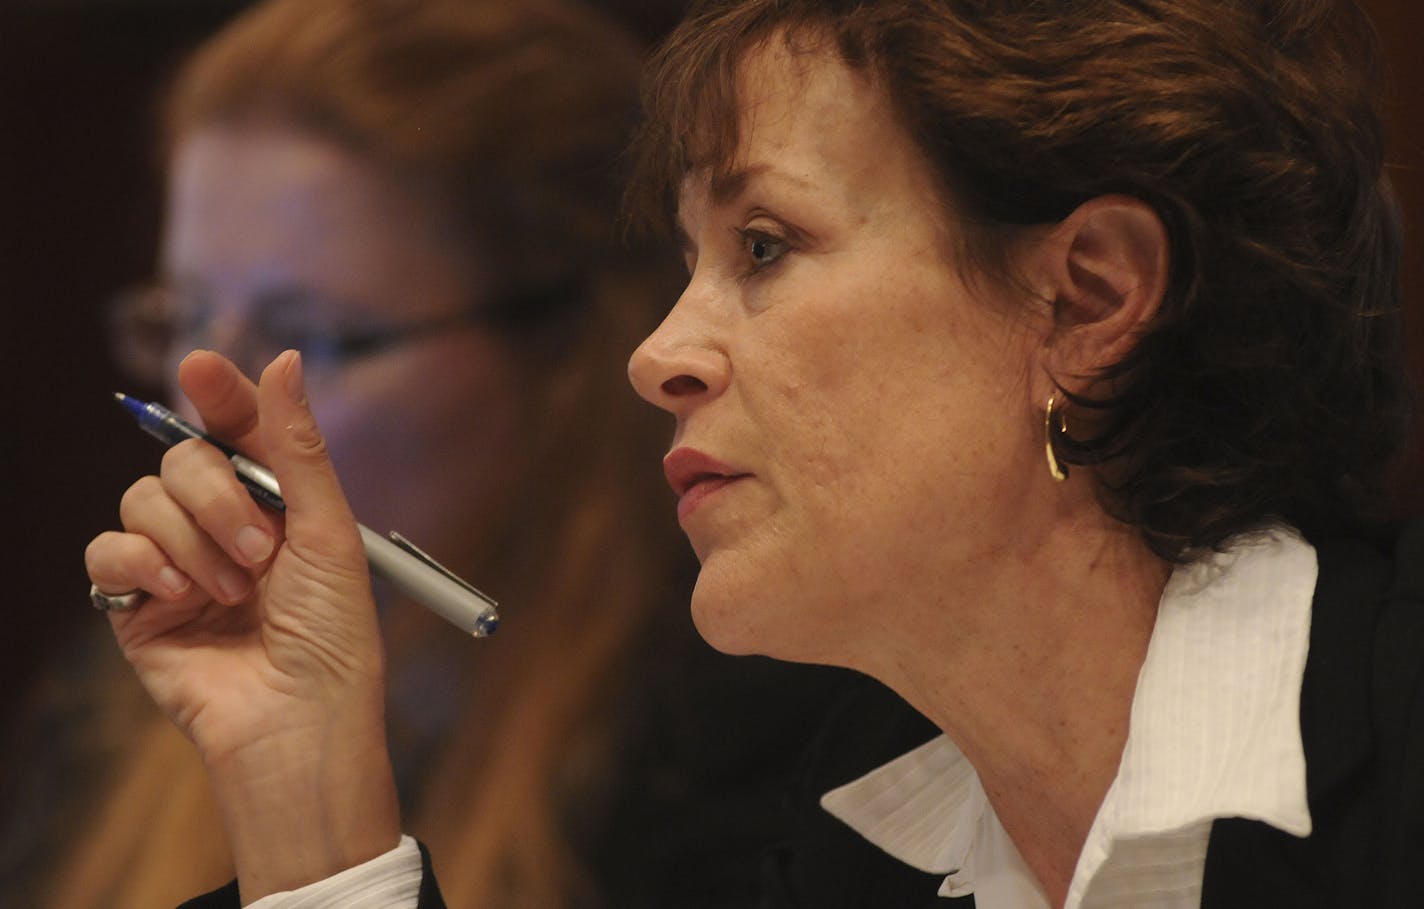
[1027, 195, 1168, 389]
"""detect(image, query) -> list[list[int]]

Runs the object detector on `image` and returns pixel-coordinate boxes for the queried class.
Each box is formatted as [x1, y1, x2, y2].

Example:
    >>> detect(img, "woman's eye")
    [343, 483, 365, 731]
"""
[169, 297, 214, 340]
[741, 230, 788, 271]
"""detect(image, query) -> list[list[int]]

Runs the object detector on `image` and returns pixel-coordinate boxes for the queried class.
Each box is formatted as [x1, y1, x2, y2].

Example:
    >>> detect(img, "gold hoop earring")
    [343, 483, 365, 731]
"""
[1045, 394, 1068, 482]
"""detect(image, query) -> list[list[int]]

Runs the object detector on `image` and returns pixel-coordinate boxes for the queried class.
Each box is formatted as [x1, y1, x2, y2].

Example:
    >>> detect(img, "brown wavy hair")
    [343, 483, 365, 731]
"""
[36, 0, 689, 906]
[626, 0, 1413, 561]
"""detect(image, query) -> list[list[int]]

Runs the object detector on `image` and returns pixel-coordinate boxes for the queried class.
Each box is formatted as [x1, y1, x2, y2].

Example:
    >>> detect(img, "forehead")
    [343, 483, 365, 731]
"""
[163, 124, 478, 319]
[676, 34, 944, 225]
[167, 125, 404, 246]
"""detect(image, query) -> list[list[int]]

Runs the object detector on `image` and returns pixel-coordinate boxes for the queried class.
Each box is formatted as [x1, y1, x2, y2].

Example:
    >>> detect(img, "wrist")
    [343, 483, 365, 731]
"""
[205, 699, 401, 901]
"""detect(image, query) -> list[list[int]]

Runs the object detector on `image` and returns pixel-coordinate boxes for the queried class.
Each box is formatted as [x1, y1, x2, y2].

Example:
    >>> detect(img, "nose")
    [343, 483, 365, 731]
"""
[627, 300, 730, 416]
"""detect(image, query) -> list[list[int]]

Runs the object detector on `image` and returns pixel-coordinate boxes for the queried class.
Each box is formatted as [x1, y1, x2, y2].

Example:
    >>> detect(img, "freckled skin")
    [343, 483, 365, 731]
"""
[630, 44, 1044, 668]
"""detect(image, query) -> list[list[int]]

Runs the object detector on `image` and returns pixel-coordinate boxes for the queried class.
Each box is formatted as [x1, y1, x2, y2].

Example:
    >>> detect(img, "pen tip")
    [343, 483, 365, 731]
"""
[112, 391, 147, 422]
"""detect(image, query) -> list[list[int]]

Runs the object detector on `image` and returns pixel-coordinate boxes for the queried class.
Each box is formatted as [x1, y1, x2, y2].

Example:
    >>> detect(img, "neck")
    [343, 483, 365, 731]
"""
[863, 504, 1169, 906]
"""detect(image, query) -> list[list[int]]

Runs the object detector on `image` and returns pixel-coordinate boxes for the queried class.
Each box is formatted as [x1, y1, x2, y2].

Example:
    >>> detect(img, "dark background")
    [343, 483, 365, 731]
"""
[3, 0, 1422, 731]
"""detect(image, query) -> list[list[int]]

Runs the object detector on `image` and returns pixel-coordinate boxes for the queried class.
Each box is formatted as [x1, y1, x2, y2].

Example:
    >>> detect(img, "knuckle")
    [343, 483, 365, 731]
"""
[85, 531, 153, 584]
[159, 440, 252, 520]
[160, 437, 211, 476]
[285, 414, 330, 460]
[193, 483, 250, 524]
[119, 476, 164, 525]
[83, 532, 117, 575]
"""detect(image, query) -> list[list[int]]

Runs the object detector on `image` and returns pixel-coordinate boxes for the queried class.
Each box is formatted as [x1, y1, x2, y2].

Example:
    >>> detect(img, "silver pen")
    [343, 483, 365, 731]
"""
[113, 392, 499, 637]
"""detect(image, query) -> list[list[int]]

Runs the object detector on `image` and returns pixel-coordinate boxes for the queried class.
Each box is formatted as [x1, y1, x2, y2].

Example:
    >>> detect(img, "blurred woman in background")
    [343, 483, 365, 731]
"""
[5, 0, 847, 905]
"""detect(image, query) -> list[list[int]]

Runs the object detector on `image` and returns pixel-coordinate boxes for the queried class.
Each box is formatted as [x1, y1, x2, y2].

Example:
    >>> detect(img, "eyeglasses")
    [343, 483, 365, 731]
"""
[104, 279, 581, 386]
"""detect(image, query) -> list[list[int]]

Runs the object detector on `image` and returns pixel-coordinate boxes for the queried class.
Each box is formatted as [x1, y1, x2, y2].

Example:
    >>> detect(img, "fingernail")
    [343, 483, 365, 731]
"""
[235, 525, 274, 563]
[284, 350, 306, 405]
[158, 566, 191, 597]
[216, 567, 251, 602]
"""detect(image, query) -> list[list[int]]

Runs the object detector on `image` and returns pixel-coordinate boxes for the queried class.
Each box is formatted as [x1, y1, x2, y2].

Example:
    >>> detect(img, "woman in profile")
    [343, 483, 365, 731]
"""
[82, 0, 1424, 906]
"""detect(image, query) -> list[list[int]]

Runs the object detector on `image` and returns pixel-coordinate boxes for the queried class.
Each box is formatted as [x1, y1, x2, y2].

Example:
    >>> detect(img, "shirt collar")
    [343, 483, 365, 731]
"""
[820, 526, 1317, 904]
[1096, 526, 1316, 840]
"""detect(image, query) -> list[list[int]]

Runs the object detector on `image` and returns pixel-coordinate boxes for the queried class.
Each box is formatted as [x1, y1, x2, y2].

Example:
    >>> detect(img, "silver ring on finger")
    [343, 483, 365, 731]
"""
[89, 584, 148, 612]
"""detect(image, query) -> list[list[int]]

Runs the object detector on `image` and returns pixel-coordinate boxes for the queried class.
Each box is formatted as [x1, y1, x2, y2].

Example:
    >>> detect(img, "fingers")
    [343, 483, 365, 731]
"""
[178, 350, 265, 455]
[121, 461, 276, 605]
[94, 349, 364, 624]
[181, 349, 357, 556]
[159, 440, 281, 568]
[86, 527, 237, 652]
[86, 530, 194, 601]
[256, 351, 363, 566]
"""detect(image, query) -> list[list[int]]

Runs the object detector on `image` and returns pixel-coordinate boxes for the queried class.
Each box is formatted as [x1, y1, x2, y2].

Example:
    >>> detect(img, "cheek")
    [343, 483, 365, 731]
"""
[752, 302, 1033, 563]
[745, 317, 869, 484]
[750, 326, 941, 526]
[309, 340, 528, 538]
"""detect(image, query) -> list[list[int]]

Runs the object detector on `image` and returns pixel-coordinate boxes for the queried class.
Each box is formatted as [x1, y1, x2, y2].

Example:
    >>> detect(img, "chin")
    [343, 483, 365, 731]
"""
[687, 563, 827, 664]
[688, 586, 757, 655]
[685, 556, 776, 655]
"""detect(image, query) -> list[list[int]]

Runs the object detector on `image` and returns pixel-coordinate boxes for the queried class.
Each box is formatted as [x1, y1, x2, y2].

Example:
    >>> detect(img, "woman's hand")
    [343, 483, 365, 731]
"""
[84, 349, 400, 900]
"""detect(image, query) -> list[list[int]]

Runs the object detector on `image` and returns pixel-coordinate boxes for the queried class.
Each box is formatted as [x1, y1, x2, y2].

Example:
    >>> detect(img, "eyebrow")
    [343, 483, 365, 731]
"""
[676, 162, 816, 253]
[706, 164, 767, 204]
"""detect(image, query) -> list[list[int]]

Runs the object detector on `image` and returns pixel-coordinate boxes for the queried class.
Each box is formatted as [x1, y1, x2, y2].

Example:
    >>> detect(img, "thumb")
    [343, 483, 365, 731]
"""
[256, 350, 363, 569]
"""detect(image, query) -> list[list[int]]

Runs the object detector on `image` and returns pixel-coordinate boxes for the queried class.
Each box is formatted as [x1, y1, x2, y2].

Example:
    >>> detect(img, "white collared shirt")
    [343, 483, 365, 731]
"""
[821, 526, 1319, 907]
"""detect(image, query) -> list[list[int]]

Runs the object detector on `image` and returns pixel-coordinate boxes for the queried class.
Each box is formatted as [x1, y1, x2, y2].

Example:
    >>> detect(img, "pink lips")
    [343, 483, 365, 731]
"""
[663, 447, 751, 522]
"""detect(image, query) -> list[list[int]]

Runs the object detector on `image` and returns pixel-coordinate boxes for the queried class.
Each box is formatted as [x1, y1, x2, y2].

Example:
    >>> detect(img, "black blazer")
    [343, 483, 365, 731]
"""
[182, 520, 1424, 908]
[1199, 519, 1424, 908]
